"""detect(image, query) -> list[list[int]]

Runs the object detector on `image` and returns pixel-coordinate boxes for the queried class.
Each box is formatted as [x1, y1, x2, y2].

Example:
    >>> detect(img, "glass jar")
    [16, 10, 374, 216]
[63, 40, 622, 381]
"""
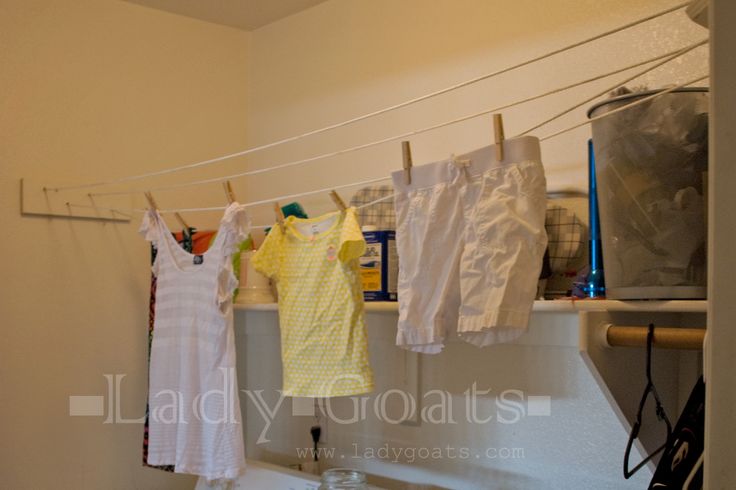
[318, 468, 367, 489]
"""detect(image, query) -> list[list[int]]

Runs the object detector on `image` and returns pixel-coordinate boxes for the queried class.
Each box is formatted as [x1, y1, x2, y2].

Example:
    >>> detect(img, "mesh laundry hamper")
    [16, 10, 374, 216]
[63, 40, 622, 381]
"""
[588, 87, 708, 299]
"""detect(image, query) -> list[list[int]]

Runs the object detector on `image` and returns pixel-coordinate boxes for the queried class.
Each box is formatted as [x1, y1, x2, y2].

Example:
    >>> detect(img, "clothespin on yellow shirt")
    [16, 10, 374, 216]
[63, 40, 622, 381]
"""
[273, 201, 285, 231]
[329, 190, 347, 211]
[402, 141, 413, 185]
[493, 113, 505, 162]
[223, 180, 237, 204]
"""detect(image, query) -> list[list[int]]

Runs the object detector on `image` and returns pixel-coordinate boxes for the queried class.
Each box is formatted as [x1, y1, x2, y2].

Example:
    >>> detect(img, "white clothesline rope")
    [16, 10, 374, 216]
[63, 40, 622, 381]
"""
[68, 74, 708, 219]
[518, 39, 707, 136]
[539, 73, 708, 141]
[89, 40, 705, 197]
[67, 175, 391, 214]
[49, 1, 691, 192]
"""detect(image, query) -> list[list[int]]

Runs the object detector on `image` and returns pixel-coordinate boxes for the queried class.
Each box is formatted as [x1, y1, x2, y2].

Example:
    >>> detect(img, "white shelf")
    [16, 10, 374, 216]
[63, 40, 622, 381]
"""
[235, 299, 707, 314]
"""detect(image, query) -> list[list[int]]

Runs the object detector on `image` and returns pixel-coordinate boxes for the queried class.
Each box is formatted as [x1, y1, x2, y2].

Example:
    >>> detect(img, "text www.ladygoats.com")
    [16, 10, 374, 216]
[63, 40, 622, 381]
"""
[296, 444, 525, 464]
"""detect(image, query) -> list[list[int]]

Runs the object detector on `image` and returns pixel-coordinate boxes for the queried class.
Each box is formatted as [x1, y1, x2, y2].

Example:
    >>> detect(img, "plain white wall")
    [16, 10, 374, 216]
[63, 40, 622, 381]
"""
[0, 1, 249, 488]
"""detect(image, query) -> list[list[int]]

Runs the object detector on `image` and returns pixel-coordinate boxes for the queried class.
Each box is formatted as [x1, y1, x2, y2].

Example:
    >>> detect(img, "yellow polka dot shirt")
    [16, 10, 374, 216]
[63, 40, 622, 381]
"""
[252, 208, 374, 397]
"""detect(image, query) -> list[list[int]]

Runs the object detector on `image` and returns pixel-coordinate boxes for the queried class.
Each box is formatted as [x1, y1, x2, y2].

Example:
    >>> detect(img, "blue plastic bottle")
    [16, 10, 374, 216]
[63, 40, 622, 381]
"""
[586, 139, 605, 297]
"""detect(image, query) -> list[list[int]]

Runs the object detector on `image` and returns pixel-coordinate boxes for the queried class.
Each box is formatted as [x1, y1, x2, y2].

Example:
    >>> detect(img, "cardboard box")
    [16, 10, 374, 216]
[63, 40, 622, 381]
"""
[360, 230, 398, 301]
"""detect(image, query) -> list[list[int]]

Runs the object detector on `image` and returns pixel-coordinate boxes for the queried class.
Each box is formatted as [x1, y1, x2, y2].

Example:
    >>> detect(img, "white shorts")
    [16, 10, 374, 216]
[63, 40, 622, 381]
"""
[392, 136, 548, 354]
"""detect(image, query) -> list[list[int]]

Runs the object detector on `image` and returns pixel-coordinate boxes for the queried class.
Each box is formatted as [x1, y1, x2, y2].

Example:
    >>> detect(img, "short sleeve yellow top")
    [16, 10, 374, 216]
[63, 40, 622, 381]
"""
[251, 208, 374, 397]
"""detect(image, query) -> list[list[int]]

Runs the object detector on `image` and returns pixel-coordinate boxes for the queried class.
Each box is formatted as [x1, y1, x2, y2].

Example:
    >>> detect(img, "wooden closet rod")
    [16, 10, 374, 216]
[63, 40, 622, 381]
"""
[605, 325, 705, 350]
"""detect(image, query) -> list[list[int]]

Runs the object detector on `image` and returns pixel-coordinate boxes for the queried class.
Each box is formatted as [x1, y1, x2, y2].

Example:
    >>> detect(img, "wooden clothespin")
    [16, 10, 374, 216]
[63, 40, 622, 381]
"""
[273, 201, 285, 231]
[146, 190, 188, 231]
[223, 180, 237, 204]
[173, 212, 189, 231]
[144, 191, 158, 210]
[329, 190, 347, 211]
[401, 141, 412, 185]
[493, 114, 505, 162]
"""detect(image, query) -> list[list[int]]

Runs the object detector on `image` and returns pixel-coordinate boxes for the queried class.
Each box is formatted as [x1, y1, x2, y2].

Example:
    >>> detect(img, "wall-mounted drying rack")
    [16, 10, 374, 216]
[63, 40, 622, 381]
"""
[19, 178, 131, 222]
[21, 1, 706, 224]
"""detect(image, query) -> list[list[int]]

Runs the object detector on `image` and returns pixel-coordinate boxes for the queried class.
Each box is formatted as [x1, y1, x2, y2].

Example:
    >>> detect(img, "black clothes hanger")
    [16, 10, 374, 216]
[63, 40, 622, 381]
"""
[623, 323, 674, 479]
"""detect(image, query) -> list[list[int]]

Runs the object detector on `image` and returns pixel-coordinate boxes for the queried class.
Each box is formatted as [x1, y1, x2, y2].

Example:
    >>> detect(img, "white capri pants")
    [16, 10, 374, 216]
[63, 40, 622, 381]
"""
[392, 136, 548, 354]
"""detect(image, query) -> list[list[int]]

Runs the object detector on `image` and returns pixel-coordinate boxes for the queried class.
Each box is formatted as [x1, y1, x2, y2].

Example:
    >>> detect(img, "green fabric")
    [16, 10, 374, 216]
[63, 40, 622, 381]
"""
[208, 233, 253, 300]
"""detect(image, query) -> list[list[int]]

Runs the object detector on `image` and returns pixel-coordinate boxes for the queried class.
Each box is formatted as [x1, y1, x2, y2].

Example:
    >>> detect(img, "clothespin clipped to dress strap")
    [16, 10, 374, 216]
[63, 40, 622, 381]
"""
[173, 212, 189, 231]
[145, 190, 188, 231]
[493, 113, 505, 162]
[401, 141, 413, 185]
[223, 180, 237, 204]
[273, 201, 285, 231]
[144, 191, 158, 210]
[329, 190, 347, 211]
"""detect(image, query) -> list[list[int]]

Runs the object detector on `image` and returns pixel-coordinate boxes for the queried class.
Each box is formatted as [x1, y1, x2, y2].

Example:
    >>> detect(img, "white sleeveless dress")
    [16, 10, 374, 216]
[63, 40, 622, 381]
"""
[139, 202, 249, 481]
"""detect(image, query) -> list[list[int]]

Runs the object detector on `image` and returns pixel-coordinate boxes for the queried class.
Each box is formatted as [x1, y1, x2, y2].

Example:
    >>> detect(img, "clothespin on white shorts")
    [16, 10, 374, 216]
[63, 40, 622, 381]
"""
[493, 113, 505, 162]
[401, 141, 413, 185]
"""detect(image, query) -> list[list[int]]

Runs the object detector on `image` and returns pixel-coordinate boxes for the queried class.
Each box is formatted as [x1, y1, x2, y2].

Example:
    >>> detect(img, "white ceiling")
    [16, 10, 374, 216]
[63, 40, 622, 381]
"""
[124, 0, 327, 31]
